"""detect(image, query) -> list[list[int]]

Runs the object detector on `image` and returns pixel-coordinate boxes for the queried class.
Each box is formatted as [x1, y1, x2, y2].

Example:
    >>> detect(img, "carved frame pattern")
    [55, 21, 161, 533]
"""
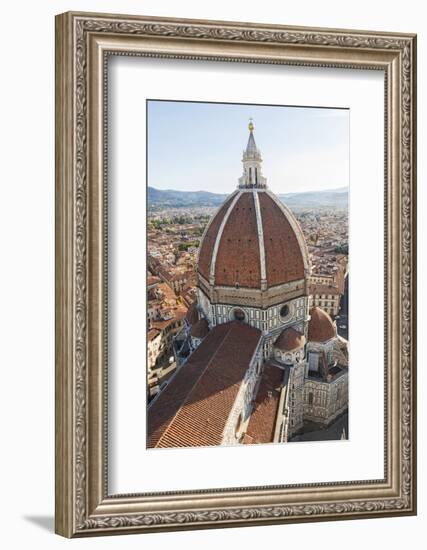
[55, 11, 416, 537]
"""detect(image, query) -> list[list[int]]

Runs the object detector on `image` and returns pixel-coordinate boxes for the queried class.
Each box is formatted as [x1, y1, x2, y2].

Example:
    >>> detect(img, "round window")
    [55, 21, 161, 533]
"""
[233, 308, 245, 322]
[280, 304, 290, 320]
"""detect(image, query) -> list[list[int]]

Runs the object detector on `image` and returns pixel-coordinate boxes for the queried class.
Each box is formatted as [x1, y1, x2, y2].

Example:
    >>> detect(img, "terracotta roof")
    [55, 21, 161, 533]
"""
[147, 276, 161, 287]
[151, 311, 185, 332]
[308, 307, 336, 342]
[244, 362, 283, 444]
[213, 192, 261, 288]
[190, 318, 209, 339]
[147, 321, 262, 448]
[309, 283, 340, 295]
[148, 328, 160, 342]
[274, 327, 305, 351]
[197, 194, 236, 282]
[185, 301, 199, 325]
[258, 192, 305, 287]
[197, 190, 306, 290]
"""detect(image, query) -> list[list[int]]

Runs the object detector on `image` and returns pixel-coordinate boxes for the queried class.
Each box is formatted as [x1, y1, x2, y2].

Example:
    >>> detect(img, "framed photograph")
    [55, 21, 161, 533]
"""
[55, 11, 417, 537]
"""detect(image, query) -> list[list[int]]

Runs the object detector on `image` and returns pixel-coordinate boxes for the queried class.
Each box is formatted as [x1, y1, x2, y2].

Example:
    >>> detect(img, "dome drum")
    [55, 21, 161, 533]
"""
[198, 271, 308, 310]
[198, 288, 309, 339]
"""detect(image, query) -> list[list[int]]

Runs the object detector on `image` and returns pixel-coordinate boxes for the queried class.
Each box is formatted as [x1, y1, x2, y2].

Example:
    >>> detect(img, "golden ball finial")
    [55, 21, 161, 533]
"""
[248, 118, 254, 132]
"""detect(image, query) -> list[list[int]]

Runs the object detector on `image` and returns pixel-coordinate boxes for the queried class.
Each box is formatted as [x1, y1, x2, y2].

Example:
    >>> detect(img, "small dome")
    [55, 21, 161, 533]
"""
[185, 302, 199, 325]
[190, 318, 209, 339]
[308, 307, 336, 342]
[274, 327, 305, 352]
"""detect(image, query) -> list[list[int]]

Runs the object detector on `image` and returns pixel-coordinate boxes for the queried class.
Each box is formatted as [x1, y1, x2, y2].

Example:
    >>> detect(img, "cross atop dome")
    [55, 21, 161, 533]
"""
[238, 119, 267, 189]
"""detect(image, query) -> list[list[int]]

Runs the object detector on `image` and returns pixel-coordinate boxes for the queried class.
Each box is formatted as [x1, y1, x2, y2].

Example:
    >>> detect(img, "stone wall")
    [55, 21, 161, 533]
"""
[221, 350, 263, 445]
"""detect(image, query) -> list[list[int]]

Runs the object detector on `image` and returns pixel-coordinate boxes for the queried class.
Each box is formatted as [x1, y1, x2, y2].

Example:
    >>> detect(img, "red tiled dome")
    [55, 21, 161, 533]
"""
[190, 318, 209, 339]
[197, 190, 307, 290]
[274, 327, 305, 351]
[308, 307, 336, 342]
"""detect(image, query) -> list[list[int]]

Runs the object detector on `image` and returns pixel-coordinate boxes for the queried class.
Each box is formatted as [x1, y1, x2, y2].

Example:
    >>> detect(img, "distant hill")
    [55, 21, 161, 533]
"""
[278, 188, 348, 209]
[148, 186, 348, 209]
[148, 187, 227, 207]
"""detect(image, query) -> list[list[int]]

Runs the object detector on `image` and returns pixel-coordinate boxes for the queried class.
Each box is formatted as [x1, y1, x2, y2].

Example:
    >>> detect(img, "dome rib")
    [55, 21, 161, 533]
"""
[253, 190, 267, 287]
[209, 191, 243, 284]
[197, 192, 237, 282]
[258, 192, 305, 287]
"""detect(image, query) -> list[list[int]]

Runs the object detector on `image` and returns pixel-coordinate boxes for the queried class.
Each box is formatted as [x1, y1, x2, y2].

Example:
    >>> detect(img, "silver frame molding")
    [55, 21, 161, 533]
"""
[55, 11, 417, 538]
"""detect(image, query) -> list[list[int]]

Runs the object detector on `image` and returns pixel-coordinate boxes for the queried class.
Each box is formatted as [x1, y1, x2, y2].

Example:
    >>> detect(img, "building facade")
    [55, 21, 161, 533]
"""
[309, 284, 341, 316]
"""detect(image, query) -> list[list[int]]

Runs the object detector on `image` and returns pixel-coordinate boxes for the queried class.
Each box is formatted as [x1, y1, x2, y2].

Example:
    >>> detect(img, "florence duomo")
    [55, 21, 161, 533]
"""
[147, 120, 349, 449]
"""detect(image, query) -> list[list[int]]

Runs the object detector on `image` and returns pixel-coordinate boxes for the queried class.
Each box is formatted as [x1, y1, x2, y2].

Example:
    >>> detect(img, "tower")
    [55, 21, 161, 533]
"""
[238, 119, 267, 189]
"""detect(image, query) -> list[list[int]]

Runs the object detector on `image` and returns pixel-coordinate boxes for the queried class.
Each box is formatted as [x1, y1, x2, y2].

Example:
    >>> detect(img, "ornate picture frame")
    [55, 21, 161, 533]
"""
[55, 11, 417, 537]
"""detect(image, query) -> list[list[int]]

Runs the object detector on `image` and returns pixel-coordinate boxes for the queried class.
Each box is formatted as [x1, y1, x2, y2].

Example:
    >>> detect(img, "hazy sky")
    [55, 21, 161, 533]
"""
[147, 100, 349, 195]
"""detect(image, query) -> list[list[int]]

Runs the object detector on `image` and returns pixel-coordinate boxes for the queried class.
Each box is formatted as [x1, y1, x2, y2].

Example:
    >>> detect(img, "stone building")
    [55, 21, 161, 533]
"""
[147, 121, 348, 447]
[303, 307, 349, 426]
[309, 283, 341, 316]
[146, 313, 186, 399]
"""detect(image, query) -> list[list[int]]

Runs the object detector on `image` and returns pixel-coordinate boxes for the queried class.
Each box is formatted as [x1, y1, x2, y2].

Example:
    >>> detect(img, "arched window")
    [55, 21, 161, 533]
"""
[280, 304, 290, 320]
[308, 392, 314, 405]
[233, 308, 245, 322]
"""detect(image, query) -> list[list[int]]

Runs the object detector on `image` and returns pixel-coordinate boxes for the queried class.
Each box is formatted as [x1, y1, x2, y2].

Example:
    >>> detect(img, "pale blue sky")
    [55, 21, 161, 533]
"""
[147, 100, 349, 195]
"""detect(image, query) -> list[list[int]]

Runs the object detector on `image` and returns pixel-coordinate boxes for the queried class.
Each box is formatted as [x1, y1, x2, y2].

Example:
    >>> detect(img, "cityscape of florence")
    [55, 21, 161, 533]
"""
[146, 101, 349, 448]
